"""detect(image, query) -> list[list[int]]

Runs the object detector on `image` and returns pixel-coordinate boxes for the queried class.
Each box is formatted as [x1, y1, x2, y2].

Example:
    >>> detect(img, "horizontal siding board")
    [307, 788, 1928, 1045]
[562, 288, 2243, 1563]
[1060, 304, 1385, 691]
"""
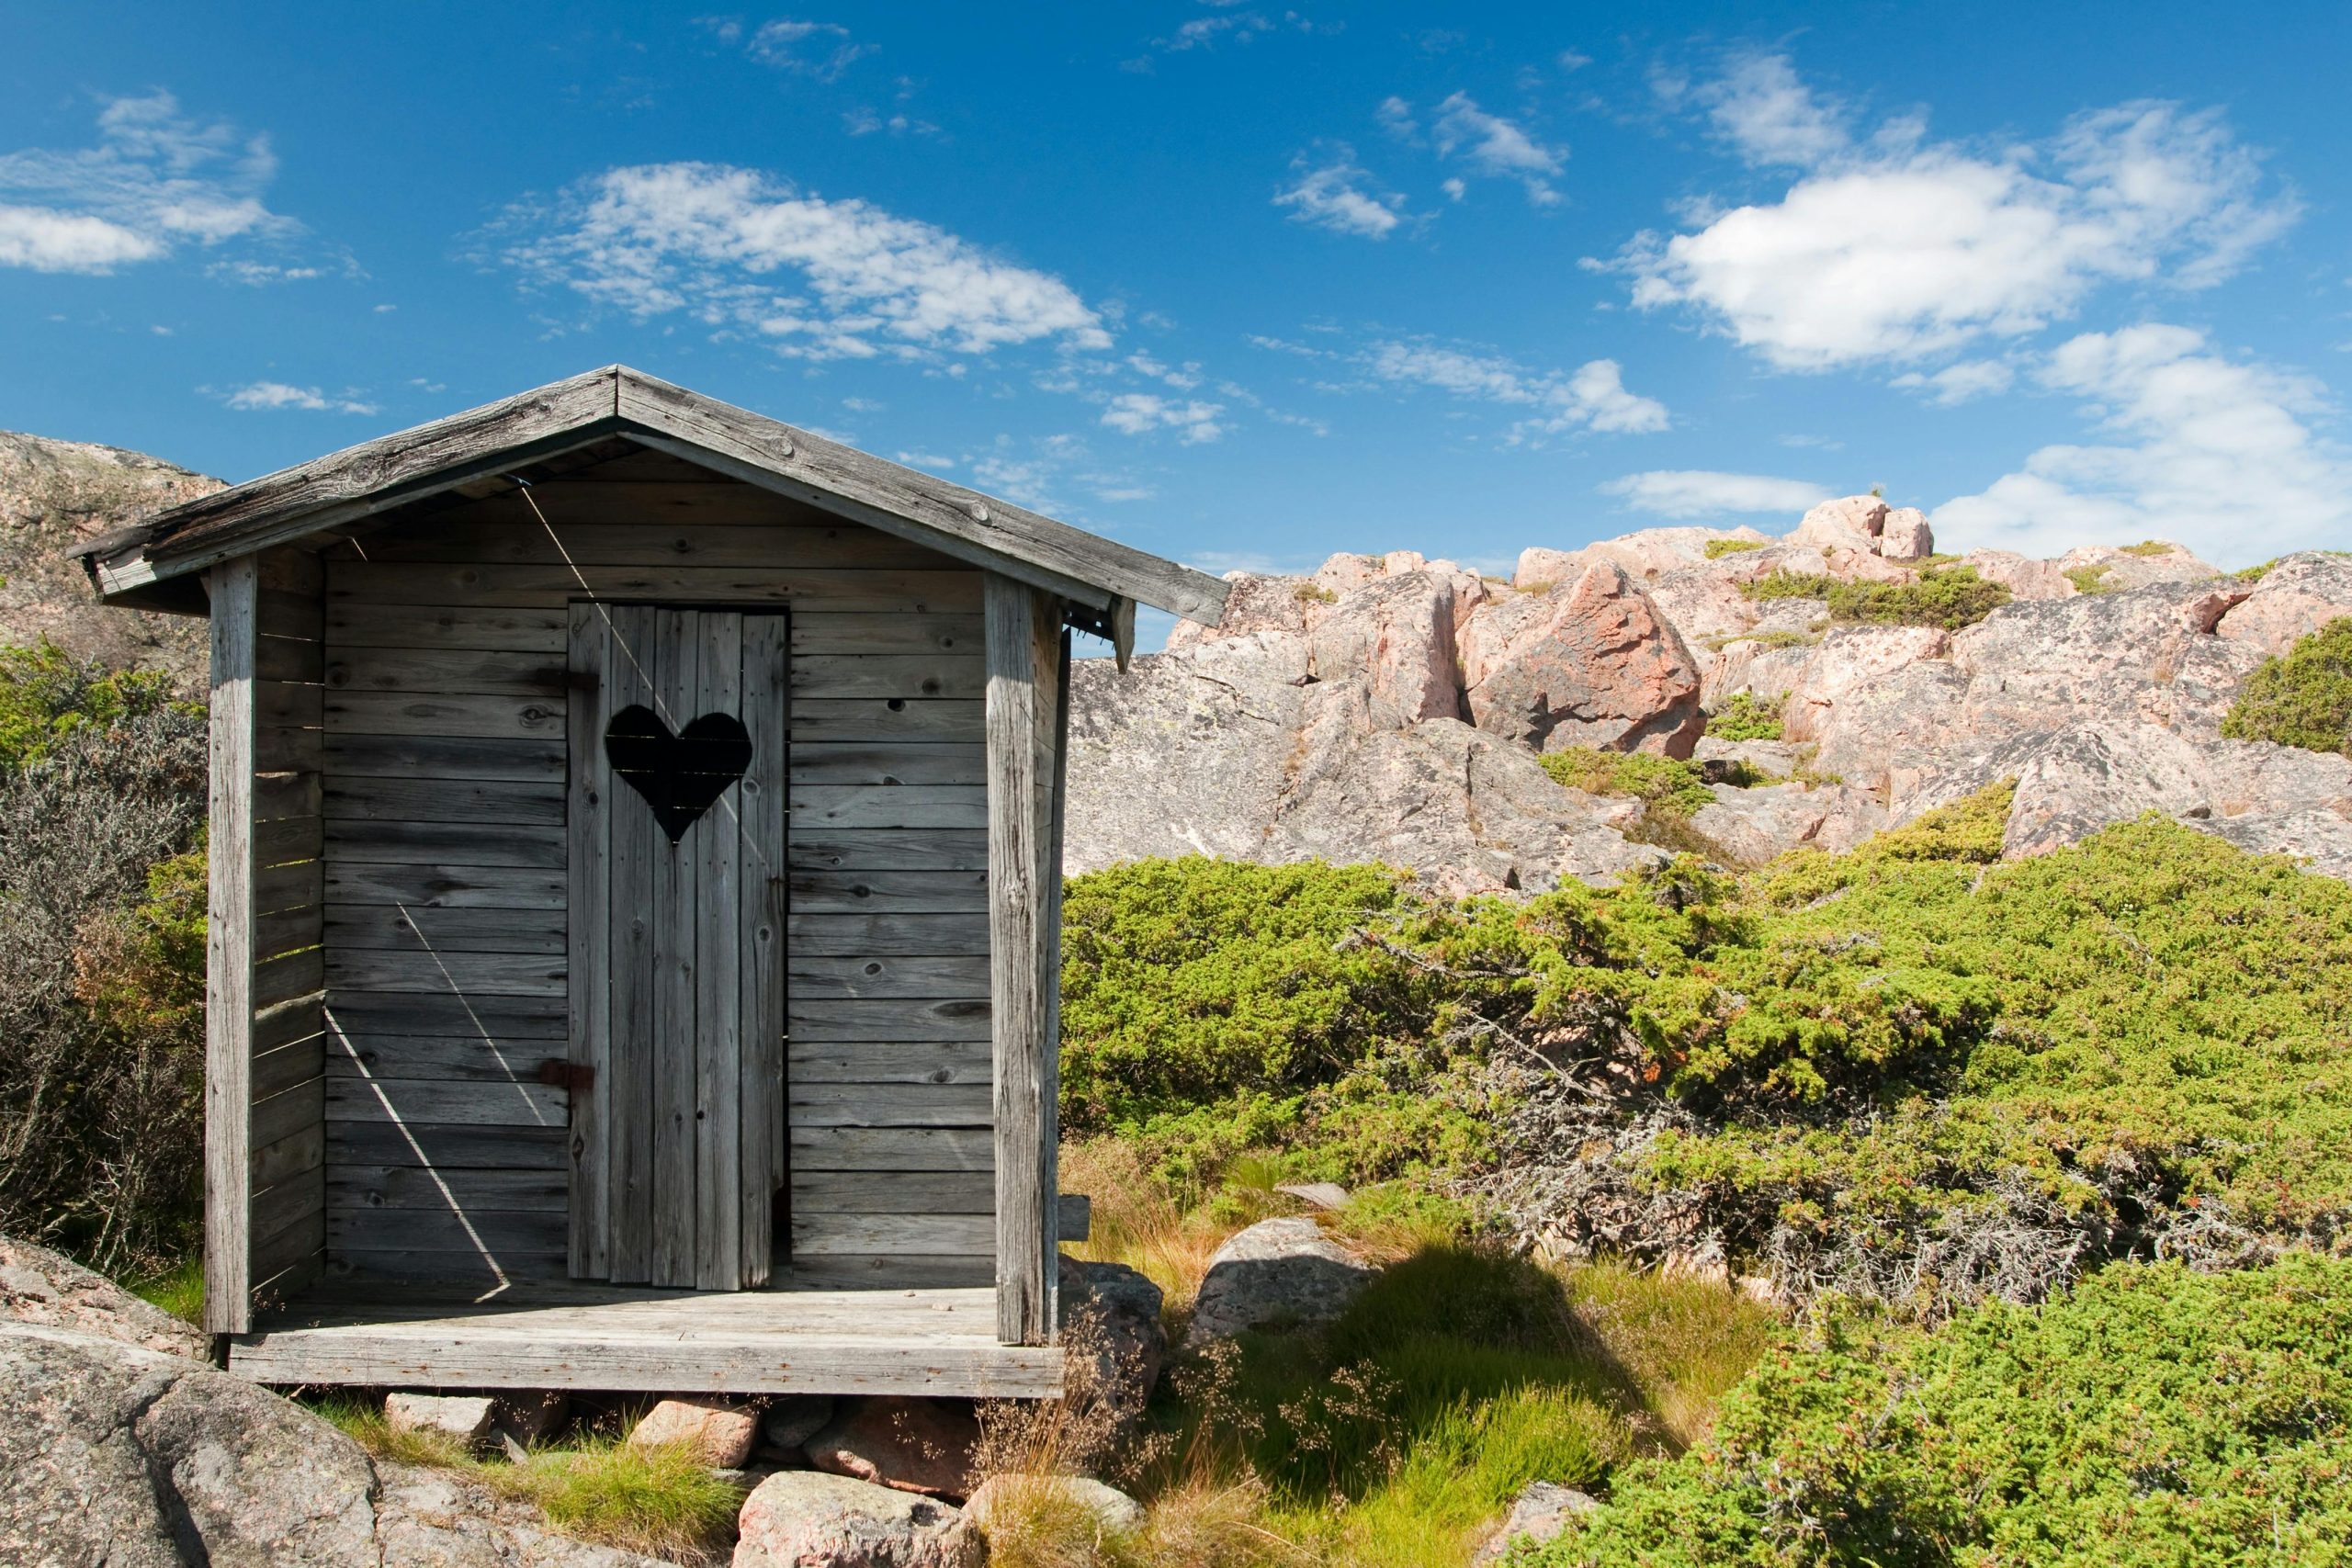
[323, 991, 565, 1040]
[324, 692, 564, 739]
[321, 1248, 571, 1286]
[791, 1126, 992, 1172]
[323, 863, 566, 910]
[326, 905, 567, 955]
[324, 777, 565, 827]
[327, 603, 570, 653]
[789, 786, 986, 830]
[787, 953, 989, 1000]
[788, 1082, 994, 1127]
[792, 1213, 994, 1256]
[789, 699, 981, 745]
[792, 656, 984, 701]
[786, 869, 989, 914]
[326, 1165, 569, 1213]
[787, 744, 986, 786]
[786, 912, 988, 956]
[324, 948, 566, 997]
[787, 829, 988, 873]
[326, 1121, 569, 1170]
[787, 1040, 991, 1085]
[326, 1033, 570, 1083]
[324, 735, 567, 782]
[325, 1077, 568, 1128]
[793, 1170, 993, 1214]
[325, 1206, 567, 1256]
[326, 820, 565, 868]
[355, 519, 953, 570]
[788, 998, 989, 1043]
[325, 562, 982, 612]
[325, 648, 565, 697]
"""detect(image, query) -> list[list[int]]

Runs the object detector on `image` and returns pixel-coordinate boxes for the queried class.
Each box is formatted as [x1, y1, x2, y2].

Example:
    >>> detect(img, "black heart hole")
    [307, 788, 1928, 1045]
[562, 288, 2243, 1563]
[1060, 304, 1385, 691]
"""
[604, 704, 752, 844]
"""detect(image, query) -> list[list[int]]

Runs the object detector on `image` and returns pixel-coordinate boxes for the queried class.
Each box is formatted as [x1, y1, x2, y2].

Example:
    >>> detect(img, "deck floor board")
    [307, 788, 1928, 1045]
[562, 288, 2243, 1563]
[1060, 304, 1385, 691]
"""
[232, 1279, 1060, 1396]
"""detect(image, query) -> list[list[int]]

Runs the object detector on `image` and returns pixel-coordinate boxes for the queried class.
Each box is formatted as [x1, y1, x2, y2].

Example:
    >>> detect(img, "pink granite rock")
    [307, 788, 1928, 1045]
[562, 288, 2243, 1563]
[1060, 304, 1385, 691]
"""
[805, 1397, 982, 1500]
[628, 1398, 760, 1469]
[1459, 564, 1705, 757]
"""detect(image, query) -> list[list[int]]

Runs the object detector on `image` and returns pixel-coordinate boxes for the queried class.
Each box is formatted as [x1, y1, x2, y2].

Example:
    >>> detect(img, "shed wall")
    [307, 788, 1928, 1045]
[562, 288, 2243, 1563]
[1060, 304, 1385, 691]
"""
[311, 447, 996, 1289]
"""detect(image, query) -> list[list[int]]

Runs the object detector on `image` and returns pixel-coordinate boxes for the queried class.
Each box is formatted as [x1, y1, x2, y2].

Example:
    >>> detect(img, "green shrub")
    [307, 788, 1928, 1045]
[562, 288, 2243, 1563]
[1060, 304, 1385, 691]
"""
[1740, 566, 2010, 630]
[0, 637, 186, 771]
[1702, 692, 1783, 742]
[1702, 538, 1765, 559]
[2064, 563, 2115, 593]
[1528, 1257, 2352, 1568]
[2220, 615, 2352, 756]
[1537, 749, 1716, 819]
[2118, 538, 2176, 557]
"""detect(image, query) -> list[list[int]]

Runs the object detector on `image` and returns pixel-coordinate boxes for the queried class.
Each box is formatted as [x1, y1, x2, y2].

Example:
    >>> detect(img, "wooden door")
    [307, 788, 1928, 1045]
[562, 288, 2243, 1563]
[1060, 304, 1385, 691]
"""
[566, 604, 787, 1290]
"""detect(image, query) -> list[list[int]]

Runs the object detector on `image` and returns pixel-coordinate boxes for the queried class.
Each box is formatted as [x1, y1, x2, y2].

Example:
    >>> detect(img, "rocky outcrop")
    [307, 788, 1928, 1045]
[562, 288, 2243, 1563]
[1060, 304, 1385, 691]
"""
[0, 431, 220, 684]
[1475, 1481, 1600, 1564]
[0, 1320, 665, 1566]
[1186, 1217, 1374, 1340]
[806, 1396, 982, 1500]
[963, 1474, 1144, 1540]
[734, 1471, 978, 1568]
[0, 1234, 207, 1357]
[1459, 562, 1705, 755]
[628, 1397, 762, 1468]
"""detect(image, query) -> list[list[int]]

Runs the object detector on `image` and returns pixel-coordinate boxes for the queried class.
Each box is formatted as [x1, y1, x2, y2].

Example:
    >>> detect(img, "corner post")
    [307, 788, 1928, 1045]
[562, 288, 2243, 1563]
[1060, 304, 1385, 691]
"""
[985, 574, 1061, 1345]
[203, 557, 258, 1337]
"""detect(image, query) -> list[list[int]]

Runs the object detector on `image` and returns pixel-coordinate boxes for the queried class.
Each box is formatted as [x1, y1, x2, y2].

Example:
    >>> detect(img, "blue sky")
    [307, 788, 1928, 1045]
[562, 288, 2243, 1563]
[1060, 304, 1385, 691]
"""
[6, 1, 2349, 644]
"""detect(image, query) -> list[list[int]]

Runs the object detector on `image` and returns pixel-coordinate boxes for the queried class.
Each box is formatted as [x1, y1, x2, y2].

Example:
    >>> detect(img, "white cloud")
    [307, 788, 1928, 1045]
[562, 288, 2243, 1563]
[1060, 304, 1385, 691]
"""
[1698, 52, 1848, 166]
[1159, 11, 1274, 51]
[744, 19, 873, 81]
[1375, 96, 1419, 140]
[0, 92, 300, 275]
[1440, 177, 1465, 202]
[1891, 358, 2015, 405]
[1934, 324, 2352, 563]
[1273, 145, 1404, 238]
[1431, 93, 1564, 206]
[500, 163, 1112, 361]
[1101, 392, 1227, 444]
[1363, 339, 1668, 437]
[1617, 65, 2299, 369]
[214, 381, 378, 414]
[1601, 469, 1832, 518]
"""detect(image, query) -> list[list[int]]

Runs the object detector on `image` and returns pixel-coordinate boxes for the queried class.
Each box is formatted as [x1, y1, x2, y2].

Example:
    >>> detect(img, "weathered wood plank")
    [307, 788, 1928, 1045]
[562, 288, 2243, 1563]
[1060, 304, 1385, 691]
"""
[325, 904, 567, 955]
[786, 743, 986, 787]
[650, 608, 700, 1288]
[325, 1076, 567, 1127]
[254, 814, 323, 870]
[792, 1170, 993, 1214]
[324, 776, 566, 827]
[325, 820, 565, 868]
[784, 1254, 996, 1291]
[324, 733, 566, 782]
[789, 785, 987, 830]
[793, 613, 984, 657]
[253, 770, 322, 823]
[739, 611, 789, 1286]
[253, 1077, 324, 1154]
[325, 647, 565, 697]
[324, 691, 565, 739]
[791, 655, 985, 701]
[786, 1040, 991, 1085]
[204, 557, 257, 1335]
[787, 953, 990, 999]
[323, 948, 566, 997]
[318, 1248, 571, 1286]
[325, 1120, 568, 1170]
[786, 912, 989, 956]
[255, 633, 325, 684]
[986, 572, 1053, 1346]
[606, 604, 658, 1286]
[786, 829, 989, 873]
[327, 603, 569, 653]
[793, 1213, 995, 1256]
[789, 699, 981, 745]
[325, 1033, 571, 1083]
[327, 561, 984, 612]
[695, 609, 743, 1291]
[251, 1124, 324, 1192]
[325, 1205, 566, 1255]
[791, 1126, 992, 1172]
[787, 1082, 994, 1127]
[322, 991, 565, 1041]
[327, 1166, 569, 1213]
[352, 517, 953, 570]
[786, 869, 989, 914]
[254, 859, 325, 918]
[567, 600, 611, 1280]
[254, 948, 325, 1011]
[323, 863, 566, 910]
[787, 998, 989, 1043]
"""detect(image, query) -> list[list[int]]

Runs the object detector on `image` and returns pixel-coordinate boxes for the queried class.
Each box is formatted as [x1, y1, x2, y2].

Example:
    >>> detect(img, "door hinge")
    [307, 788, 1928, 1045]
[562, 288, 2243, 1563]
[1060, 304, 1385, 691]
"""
[539, 1059, 594, 1093]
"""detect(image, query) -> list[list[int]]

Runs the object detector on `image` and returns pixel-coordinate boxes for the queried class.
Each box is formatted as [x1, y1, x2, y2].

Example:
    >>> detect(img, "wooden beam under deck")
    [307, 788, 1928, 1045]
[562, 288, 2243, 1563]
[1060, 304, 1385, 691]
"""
[230, 1282, 1063, 1399]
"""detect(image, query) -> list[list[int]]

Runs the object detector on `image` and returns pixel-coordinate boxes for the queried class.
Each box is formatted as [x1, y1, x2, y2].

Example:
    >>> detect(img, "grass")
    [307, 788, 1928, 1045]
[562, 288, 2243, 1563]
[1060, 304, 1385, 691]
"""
[317, 1396, 742, 1563]
[2117, 539, 2177, 557]
[2064, 562, 2115, 593]
[130, 1254, 203, 1325]
[1702, 538, 1764, 559]
[1702, 691, 1783, 743]
[1057, 1156, 1780, 1568]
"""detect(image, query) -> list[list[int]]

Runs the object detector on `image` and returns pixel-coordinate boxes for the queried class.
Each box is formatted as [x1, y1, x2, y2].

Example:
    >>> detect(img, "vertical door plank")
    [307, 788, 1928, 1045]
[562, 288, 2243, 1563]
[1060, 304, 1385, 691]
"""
[650, 609, 701, 1287]
[1041, 627, 1071, 1333]
[984, 573, 1055, 1346]
[694, 611, 744, 1290]
[739, 613, 789, 1285]
[605, 604, 659, 1284]
[205, 557, 258, 1336]
[565, 602, 611, 1279]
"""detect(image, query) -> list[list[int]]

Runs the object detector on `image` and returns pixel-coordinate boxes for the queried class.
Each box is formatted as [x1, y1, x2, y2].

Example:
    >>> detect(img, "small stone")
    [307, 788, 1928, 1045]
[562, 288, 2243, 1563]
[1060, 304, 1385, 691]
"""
[1187, 1216, 1374, 1340]
[1475, 1481, 1600, 1563]
[385, 1393, 496, 1449]
[964, 1474, 1146, 1540]
[628, 1398, 761, 1469]
[733, 1470, 978, 1568]
[1274, 1181, 1351, 1211]
[763, 1393, 834, 1454]
[806, 1396, 982, 1499]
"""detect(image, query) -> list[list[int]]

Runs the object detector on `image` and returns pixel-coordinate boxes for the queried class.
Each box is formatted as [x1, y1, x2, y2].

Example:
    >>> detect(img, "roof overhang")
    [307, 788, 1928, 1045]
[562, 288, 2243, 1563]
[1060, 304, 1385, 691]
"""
[74, 365, 1228, 630]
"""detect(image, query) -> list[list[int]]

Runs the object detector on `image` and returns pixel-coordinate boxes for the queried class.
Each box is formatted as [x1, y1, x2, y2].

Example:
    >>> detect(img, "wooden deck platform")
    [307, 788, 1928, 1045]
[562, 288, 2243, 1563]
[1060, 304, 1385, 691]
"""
[231, 1280, 1064, 1398]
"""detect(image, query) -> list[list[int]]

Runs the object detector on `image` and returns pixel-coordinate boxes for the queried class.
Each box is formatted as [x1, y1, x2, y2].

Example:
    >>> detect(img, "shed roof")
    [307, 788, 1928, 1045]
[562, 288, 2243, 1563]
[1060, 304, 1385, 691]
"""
[74, 364, 1228, 626]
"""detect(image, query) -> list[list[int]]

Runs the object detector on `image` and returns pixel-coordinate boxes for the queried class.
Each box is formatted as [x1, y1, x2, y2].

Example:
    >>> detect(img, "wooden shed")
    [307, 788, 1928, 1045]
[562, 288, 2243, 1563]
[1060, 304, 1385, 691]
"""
[74, 366, 1227, 1397]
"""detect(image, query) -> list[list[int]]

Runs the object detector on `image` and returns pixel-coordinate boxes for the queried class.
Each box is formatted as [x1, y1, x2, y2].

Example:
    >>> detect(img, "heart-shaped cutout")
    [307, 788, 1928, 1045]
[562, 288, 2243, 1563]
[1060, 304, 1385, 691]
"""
[604, 705, 753, 844]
